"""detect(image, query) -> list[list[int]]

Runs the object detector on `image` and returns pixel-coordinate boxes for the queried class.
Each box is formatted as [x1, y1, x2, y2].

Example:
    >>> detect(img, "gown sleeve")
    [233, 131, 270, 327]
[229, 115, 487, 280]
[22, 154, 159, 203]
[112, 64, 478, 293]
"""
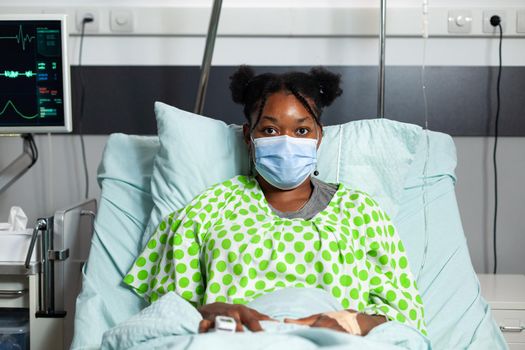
[358, 193, 428, 336]
[123, 189, 216, 306]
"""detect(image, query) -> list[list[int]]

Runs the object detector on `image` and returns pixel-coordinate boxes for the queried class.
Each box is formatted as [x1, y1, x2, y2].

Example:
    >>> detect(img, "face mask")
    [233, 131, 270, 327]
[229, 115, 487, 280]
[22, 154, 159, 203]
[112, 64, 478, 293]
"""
[251, 134, 318, 190]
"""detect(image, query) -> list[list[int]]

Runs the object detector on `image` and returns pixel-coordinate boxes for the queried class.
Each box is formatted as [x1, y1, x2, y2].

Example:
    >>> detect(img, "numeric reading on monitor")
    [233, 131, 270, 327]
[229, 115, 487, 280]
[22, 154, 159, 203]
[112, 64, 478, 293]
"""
[0, 20, 65, 127]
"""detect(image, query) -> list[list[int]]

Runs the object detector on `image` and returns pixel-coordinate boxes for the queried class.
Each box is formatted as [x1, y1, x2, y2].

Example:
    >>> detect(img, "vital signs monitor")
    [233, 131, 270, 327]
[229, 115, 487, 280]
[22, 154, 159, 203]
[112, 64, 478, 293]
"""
[0, 14, 71, 134]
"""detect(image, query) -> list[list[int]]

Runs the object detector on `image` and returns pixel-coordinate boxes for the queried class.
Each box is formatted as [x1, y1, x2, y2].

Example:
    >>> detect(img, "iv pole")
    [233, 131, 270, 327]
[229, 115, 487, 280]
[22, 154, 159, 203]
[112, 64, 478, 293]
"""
[194, 0, 223, 115]
[194, 1, 388, 118]
[378, 0, 387, 118]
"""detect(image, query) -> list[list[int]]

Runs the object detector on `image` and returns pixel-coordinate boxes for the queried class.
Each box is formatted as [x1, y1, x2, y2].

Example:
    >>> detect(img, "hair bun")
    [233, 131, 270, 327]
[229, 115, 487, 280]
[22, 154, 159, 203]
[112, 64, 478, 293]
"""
[310, 66, 343, 107]
[229, 65, 256, 105]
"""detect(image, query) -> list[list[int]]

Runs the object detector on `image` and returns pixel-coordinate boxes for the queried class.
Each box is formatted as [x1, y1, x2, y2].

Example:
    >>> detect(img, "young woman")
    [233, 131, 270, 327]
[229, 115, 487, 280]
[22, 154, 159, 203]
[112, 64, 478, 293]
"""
[124, 66, 427, 337]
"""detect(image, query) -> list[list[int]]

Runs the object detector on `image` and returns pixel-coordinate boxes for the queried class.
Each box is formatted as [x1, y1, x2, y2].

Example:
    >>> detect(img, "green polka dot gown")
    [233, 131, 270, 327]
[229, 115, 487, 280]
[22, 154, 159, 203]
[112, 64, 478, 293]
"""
[125, 175, 427, 335]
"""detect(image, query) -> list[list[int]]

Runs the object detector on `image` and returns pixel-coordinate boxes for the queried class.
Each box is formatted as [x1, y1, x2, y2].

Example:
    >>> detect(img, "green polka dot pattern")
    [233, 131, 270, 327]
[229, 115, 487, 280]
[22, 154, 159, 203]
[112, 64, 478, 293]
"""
[124, 175, 427, 335]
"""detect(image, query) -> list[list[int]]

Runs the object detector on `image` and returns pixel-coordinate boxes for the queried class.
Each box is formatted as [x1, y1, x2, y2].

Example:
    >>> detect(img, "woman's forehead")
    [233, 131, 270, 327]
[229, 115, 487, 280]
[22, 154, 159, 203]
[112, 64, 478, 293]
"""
[255, 91, 316, 124]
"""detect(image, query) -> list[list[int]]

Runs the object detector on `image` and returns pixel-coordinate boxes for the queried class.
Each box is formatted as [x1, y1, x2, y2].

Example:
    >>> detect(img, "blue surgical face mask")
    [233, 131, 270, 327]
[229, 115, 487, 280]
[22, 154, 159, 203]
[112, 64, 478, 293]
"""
[251, 134, 318, 190]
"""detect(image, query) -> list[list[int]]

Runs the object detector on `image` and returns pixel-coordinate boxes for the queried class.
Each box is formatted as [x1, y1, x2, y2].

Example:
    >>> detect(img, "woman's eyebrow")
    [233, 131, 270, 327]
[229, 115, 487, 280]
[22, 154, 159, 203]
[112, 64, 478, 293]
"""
[261, 115, 312, 124]
[296, 117, 310, 124]
[261, 115, 279, 123]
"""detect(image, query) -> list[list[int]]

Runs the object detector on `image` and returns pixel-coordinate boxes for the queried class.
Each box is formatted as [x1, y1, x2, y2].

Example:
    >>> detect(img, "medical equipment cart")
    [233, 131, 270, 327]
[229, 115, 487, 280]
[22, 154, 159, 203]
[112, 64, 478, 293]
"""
[0, 199, 96, 350]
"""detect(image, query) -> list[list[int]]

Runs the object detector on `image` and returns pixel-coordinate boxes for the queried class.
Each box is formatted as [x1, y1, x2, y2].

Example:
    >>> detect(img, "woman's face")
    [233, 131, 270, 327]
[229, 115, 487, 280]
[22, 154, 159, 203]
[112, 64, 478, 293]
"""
[243, 91, 322, 148]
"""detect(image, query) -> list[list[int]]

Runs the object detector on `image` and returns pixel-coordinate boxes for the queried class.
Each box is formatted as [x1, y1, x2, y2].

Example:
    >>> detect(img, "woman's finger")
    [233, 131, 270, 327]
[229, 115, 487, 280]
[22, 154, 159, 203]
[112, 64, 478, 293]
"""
[311, 316, 346, 333]
[245, 318, 263, 332]
[231, 315, 244, 332]
[255, 311, 276, 321]
[235, 321, 244, 332]
[198, 319, 213, 333]
[284, 314, 319, 325]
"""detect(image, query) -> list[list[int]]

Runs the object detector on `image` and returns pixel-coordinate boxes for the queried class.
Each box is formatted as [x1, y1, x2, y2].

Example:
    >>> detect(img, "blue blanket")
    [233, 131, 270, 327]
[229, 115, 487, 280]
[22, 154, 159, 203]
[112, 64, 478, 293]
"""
[101, 288, 430, 350]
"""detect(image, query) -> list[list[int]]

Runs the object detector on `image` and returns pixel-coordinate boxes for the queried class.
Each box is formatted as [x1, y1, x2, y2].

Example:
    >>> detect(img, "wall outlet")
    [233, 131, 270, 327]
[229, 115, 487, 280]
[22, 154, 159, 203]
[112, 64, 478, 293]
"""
[483, 10, 506, 34]
[76, 9, 99, 33]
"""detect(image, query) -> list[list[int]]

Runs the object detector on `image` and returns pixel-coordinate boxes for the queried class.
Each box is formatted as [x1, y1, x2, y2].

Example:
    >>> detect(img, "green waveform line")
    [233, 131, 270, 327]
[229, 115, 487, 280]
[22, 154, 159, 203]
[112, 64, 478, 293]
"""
[0, 70, 36, 78]
[0, 100, 38, 120]
[0, 25, 35, 51]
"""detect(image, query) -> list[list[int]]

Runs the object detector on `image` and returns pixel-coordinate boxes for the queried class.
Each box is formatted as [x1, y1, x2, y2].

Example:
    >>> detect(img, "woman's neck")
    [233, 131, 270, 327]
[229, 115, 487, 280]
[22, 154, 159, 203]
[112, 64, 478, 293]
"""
[256, 175, 313, 213]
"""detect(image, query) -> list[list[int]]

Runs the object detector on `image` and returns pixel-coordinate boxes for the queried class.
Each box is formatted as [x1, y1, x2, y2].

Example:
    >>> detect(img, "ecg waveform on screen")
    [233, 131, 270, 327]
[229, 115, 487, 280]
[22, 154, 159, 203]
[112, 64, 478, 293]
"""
[0, 70, 36, 78]
[0, 25, 35, 51]
[0, 100, 38, 119]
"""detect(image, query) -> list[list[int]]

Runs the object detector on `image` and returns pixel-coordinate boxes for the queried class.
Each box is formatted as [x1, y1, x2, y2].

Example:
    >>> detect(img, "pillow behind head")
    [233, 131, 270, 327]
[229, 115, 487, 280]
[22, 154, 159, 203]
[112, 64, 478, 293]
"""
[143, 102, 422, 247]
[317, 119, 422, 218]
[144, 102, 250, 239]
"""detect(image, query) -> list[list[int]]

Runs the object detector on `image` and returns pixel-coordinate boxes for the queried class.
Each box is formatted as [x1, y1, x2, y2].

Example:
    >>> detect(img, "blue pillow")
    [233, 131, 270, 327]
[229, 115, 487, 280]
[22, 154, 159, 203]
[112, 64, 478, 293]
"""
[144, 102, 422, 246]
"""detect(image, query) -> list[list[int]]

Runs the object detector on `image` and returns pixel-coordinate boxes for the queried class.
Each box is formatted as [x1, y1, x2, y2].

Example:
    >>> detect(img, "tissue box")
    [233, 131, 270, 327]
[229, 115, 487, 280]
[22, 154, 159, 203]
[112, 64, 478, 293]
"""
[0, 230, 37, 263]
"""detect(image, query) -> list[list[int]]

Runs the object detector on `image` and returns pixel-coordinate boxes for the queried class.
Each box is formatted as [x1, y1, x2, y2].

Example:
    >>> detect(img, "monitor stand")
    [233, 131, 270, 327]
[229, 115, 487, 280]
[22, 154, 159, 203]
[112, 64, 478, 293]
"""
[0, 135, 36, 194]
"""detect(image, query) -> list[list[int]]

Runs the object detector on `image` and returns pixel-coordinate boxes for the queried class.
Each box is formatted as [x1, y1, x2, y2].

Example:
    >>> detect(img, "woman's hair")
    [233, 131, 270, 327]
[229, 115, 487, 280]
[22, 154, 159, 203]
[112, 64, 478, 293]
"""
[229, 65, 342, 128]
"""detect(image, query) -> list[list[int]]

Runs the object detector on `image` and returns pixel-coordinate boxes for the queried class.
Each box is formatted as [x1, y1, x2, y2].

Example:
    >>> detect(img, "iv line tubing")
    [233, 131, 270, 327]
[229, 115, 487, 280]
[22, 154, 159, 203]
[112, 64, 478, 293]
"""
[377, 0, 387, 118]
[416, 0, 431, 282]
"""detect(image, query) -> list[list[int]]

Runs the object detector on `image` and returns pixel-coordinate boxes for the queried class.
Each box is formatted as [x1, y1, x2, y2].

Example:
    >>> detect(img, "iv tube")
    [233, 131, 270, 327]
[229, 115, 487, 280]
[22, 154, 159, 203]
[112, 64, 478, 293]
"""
[416, 0, 431, 282]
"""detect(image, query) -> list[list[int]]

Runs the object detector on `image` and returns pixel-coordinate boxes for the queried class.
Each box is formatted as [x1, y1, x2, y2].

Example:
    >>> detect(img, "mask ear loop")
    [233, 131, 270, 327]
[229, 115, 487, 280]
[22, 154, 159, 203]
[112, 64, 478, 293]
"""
[313, 125, 321, 176]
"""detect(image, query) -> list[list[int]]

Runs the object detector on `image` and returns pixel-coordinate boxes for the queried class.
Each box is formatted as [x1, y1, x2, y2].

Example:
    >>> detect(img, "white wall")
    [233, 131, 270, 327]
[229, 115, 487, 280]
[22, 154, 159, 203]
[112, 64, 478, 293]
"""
[454, 138, 525, 274]
[0, 135, 106, 224]
[1, 0, 524, 274]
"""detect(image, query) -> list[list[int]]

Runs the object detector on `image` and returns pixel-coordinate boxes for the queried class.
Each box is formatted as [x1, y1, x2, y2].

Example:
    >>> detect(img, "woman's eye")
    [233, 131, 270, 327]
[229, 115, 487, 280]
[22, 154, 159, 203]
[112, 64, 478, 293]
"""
[297, 128, 309, 136]
[264, 128, 277, 135]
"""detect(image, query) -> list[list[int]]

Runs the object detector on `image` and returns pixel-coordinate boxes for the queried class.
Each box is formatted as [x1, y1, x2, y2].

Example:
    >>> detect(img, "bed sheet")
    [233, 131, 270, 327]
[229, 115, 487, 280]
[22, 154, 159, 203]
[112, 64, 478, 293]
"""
[395, 179, 506, 349]
[394, 132, 506, 349]
[100, 288, 430, 350]
[71, 131, 507, 350]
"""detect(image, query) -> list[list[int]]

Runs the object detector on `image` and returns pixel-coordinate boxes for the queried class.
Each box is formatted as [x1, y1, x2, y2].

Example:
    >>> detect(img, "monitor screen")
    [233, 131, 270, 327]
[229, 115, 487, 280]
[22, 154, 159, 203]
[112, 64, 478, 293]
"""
[0, 14, 71, 134]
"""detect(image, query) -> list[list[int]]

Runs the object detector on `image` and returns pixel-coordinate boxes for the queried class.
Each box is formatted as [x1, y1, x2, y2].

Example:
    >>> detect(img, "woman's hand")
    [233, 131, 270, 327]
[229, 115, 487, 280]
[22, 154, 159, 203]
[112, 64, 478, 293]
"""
[284, 310, 387, 336]
[284, 313, 347, 332]
[197, 302, 274, 333]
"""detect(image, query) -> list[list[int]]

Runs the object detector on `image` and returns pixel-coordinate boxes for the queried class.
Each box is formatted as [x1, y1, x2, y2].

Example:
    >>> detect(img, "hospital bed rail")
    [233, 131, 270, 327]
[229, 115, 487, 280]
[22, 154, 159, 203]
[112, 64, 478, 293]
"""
[23, 198, 97, 349]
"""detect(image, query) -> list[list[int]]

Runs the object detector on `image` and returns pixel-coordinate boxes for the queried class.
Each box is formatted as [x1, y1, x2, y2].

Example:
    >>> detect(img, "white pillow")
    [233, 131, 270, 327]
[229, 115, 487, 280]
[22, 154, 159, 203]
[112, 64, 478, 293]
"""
[143, 102, 422, 247]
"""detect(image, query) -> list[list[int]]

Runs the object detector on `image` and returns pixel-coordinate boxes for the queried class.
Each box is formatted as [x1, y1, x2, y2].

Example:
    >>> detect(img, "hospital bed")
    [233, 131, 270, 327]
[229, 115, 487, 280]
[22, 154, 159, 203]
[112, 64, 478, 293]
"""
[69, 119, 507, 349]
[70, 0, 506, 347]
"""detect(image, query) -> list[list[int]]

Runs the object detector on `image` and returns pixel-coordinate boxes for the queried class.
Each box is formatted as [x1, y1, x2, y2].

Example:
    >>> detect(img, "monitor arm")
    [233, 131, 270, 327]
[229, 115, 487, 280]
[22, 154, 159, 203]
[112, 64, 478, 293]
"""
[0, 134, 37, 194]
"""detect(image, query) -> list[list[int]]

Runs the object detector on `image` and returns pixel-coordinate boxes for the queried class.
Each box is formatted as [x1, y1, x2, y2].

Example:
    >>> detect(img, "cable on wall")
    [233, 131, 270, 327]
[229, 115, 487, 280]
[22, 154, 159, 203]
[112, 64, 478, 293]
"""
[21, 134, 38, 166]
[78, 16, 93, 200]
[47, 133, 54, 212]
[490, 15, 503, 274]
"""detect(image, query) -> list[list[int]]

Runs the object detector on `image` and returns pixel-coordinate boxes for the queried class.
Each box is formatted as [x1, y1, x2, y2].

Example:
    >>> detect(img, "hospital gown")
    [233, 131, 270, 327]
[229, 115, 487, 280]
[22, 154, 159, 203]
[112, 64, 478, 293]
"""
[125, 175, 427, 335]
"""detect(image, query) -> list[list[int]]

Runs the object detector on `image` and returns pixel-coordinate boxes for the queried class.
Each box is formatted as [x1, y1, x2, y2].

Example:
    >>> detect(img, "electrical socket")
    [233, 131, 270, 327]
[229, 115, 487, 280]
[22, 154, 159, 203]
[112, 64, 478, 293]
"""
[76, 9, 99, 33]
[483, 10, 506, 33]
